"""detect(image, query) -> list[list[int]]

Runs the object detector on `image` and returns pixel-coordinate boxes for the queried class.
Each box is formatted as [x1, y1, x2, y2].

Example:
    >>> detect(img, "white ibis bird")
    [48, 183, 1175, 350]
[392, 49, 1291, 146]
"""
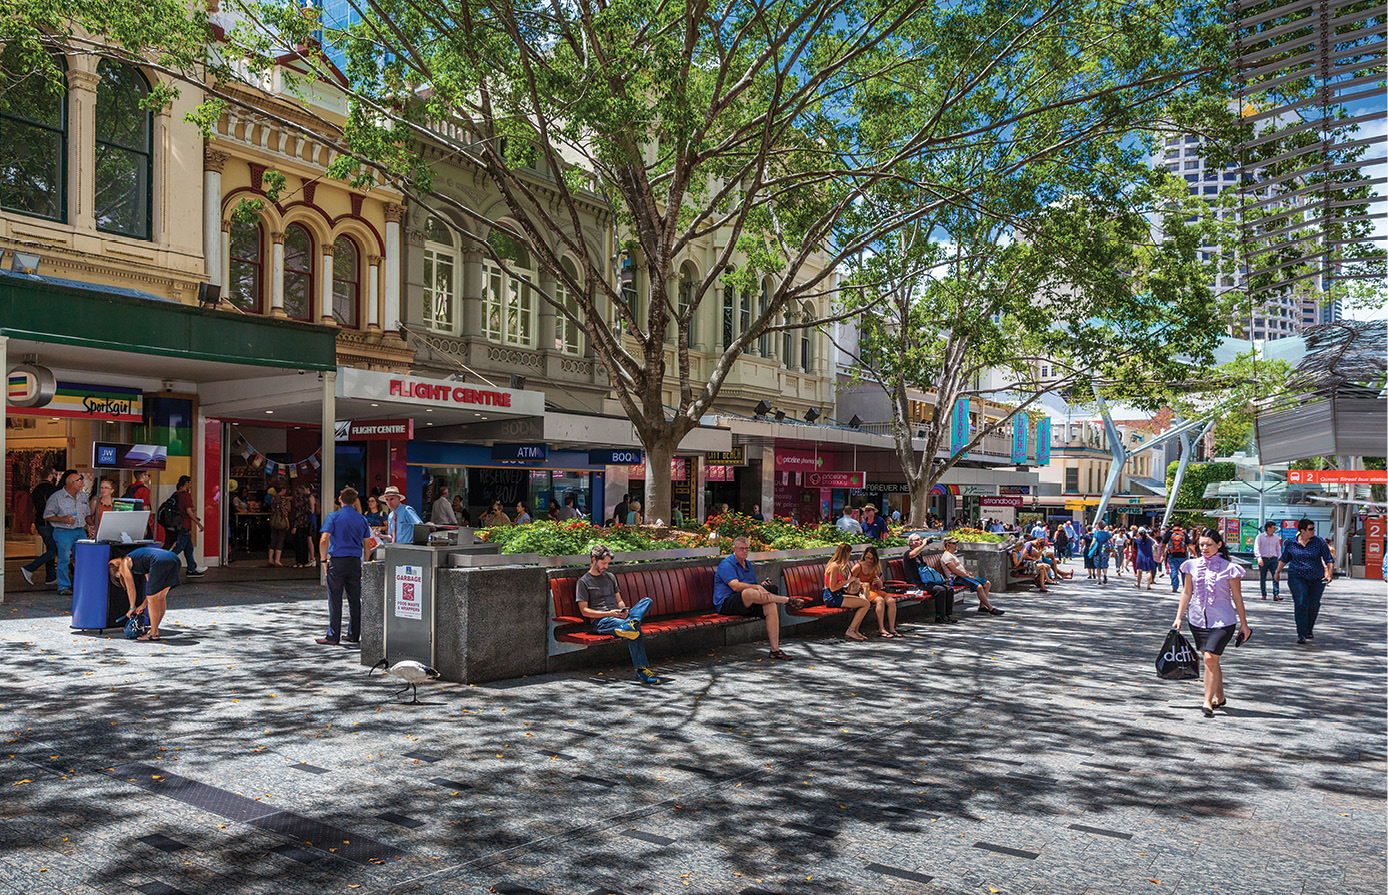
[369, 659, 440, 704]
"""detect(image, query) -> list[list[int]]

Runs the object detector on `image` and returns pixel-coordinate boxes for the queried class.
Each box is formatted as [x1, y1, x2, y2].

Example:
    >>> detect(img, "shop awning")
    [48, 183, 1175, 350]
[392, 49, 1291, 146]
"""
[0, 272, 337, 373]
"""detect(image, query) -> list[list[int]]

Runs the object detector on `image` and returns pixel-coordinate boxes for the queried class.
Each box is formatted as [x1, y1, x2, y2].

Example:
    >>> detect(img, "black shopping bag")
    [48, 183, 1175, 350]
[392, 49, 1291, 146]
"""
[1156, 629, 1200, 680]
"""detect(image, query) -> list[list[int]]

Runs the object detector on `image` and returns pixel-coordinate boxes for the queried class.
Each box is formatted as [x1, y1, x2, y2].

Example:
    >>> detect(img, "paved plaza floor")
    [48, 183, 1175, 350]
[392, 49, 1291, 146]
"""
[1, 567, 1384, 895]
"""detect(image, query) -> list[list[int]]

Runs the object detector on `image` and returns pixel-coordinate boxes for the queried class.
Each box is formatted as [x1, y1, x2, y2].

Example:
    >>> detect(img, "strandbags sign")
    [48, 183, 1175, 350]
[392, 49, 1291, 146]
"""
[8, 378, 141, 422]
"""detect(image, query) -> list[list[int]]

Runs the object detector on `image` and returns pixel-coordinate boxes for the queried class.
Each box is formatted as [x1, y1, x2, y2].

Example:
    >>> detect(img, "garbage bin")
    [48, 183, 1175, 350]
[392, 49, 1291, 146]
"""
[71, 541, 152, 631]
[381, 540, 499, 666]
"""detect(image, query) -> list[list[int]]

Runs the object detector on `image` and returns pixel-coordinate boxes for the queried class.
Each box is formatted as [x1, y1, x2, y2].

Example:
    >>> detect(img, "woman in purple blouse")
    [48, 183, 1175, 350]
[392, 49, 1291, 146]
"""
[1172, 529, 1251, 717]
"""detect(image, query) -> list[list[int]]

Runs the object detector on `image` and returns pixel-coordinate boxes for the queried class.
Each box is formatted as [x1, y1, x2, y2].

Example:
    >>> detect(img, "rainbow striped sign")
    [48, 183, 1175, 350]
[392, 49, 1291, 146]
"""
[8, 380, 143, 421]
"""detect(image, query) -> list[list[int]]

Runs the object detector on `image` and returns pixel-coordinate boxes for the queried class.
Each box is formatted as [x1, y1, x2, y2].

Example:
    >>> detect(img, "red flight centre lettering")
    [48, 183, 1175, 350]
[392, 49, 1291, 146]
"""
[388, 379, 513, 407]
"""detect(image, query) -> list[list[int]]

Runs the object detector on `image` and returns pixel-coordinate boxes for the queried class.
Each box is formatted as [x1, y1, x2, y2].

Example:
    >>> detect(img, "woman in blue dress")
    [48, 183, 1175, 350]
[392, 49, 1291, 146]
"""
[1089, 523, 1113, 584]
[109, 546, 183, 641]
[1132, 526, 1158, 590]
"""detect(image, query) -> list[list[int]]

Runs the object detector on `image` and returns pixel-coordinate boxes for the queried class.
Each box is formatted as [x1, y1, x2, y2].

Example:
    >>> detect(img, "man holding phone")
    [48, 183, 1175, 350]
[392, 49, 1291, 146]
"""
[575, 545, 661, 684]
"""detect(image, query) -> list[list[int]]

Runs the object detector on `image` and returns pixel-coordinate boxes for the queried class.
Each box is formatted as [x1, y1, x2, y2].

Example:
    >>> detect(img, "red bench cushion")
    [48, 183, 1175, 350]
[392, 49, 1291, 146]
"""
[551, 566, 735, 644]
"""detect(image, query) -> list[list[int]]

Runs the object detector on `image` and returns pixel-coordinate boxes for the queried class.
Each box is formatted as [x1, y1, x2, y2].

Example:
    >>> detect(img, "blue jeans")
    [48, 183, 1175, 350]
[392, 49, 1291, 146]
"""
[52, 528, 83, 591]
[1258, 557, 1280, 597]
[23, 524, 58, 579]
[1169, 556, 1184, 591]
[1287, 576, 1325, 638]
[162, 527, 196, 571]
[593, 597, 652, 669]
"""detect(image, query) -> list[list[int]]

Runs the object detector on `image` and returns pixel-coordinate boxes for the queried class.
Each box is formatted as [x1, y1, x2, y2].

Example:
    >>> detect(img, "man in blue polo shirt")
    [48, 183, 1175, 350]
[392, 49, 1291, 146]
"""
[860, 504, 887, 540]
[316, 487, 374, 646]
[713, 536, 805, 660]
[381, 485, 421, 546]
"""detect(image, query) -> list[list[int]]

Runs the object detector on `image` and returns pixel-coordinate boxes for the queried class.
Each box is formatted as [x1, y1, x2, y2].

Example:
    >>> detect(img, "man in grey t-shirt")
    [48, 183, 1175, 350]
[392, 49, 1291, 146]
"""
[575, 544, 661, 684]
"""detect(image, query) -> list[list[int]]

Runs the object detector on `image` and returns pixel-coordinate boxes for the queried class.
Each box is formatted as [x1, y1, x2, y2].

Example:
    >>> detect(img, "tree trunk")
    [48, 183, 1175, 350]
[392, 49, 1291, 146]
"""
[641, 434, 679, 525]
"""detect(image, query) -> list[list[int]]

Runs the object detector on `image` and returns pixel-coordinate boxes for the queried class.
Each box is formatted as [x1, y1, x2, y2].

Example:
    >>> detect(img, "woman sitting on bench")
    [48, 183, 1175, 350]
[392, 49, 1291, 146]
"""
[851, 545, 900, 638]
[1018, 538, 1059, 591]
[823, 543, 875, 641]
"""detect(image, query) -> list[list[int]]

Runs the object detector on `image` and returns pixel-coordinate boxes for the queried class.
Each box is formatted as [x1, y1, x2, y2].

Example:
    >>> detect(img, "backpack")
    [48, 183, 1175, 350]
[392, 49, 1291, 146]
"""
[1169, 530, 1186, 553]
[156, 494, 181, 530]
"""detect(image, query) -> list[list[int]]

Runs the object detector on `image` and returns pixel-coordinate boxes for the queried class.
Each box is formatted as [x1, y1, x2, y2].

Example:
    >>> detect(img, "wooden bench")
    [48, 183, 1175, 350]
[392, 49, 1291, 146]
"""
[548, 565, 748, 655]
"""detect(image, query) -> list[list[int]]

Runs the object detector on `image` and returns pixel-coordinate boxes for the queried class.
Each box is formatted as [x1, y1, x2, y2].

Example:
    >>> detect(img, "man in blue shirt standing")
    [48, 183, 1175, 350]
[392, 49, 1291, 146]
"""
[713, 536, 805, 659]
[316, 486, 374, 646]
[381, 485, 422, 546]
[860, 504, 887, 540]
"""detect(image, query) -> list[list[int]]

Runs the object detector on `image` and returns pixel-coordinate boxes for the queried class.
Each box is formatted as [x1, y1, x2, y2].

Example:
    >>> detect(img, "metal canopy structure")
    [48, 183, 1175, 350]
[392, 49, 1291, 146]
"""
[1254, 320, 1388, 463]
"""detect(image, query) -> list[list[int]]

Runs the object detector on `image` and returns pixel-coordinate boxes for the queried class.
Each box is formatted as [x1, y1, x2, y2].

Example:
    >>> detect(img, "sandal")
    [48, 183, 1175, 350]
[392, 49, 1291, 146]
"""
[768, 648, 793, 660]
[785, 598, 807, 611]
[844, 630, 867, 642]
[136, 634, 162, 641]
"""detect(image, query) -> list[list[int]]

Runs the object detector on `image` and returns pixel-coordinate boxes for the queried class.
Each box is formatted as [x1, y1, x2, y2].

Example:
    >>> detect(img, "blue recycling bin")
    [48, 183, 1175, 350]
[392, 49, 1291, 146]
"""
[71, 541, 147, 630]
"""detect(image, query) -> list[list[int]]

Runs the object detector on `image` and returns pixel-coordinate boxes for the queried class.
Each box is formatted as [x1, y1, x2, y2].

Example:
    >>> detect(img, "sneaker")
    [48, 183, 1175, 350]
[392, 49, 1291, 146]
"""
[1296, 636, 1306, 644]
[636, 666, 662, 685]
[20, 567, 34, 585]
[187, 568, 206, 578]
[943, 615, 958, 624]
[613, 619, 641, 640]
[58, 588, 73, 596]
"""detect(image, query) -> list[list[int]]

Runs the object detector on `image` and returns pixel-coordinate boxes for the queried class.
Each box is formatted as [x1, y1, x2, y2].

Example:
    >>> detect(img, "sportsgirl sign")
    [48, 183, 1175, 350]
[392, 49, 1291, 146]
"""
[337, 368, 545, 416]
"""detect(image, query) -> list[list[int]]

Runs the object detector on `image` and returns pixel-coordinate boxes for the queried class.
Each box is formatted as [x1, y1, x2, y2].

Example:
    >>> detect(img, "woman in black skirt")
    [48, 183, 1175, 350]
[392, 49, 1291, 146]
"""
[110, 546, 183, 641]
[1172, 530, 1251, 717]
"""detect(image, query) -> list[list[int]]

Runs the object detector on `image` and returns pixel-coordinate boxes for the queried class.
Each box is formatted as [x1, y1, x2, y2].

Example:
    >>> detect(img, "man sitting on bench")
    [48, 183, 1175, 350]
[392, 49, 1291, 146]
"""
[713, 536, 805, 660]
[941, 536, 1005, 615]
[902, 533, 957, 623]
[575, 544, 662, 685]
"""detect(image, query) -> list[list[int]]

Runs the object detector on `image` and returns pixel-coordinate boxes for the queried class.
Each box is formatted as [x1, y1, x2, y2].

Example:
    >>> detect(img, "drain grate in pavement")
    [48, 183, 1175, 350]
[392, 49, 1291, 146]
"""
[783, 821, 838, 838]
[110, 764, 277, 823]
[291, 763, 332, 775]
[376, 812, 425, 829]
[403, 751, 444, 763]
[109, 764, 402, 866]
[270, 843, 323, 864]
[1068, 823, 1133, 840]
[865, 862, 933, 884]
[428, 778, 472, 791]
[135, 884, 189, 895]
[491, 883, 549, 894]
[973, 841, 1039, 859]
[622, 830, 675, 846]
[573, 774, 617, 787]
[137, 834, 188, 853]
[248, 811, 402, 865]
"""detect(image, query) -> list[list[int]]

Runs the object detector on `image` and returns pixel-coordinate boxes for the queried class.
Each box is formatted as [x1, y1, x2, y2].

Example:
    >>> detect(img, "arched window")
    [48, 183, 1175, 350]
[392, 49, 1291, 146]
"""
[94, 60, 152, 239]
[0, 47, 66, 222]
[423, 216, 456, 331]
[672, 261, 697, 346]
[722, 270, 737, 347]
[758, 278, 771, 356]
[782, 307, 794, 369]
[282, 224, 314, 321]
[331, 235, 360, 328]
[227, 219, 263, 312]
[554, 257, 582, 354]
[483, 229, 536, 347]
[739, 285, 752, 345]
[800, 302, 814, 372]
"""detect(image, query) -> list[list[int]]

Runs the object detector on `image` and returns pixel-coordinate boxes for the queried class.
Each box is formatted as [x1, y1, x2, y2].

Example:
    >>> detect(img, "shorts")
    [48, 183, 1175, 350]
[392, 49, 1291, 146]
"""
[953, 574, 986, 590]
[822, 587, 845, 608]
[715, 594, 763, 617]
[1190, 624, 1236, 656]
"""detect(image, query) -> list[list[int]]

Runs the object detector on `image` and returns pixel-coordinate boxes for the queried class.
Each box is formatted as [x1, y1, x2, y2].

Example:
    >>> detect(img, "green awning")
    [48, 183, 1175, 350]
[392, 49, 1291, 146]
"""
[0, 273, 337, 372]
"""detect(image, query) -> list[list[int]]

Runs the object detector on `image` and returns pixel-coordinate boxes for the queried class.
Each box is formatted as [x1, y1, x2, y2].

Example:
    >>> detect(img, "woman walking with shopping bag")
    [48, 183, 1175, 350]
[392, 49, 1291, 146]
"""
[1172, 529, 1251, 717]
